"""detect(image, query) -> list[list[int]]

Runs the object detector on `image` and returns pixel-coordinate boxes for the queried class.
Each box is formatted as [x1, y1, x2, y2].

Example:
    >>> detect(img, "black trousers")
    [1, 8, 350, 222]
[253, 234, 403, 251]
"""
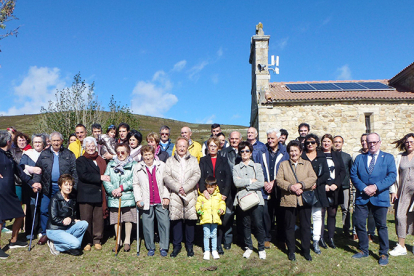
[171, 219, 195, 248]
[284, 206, 311, 255]
[241, 205, 265, 251]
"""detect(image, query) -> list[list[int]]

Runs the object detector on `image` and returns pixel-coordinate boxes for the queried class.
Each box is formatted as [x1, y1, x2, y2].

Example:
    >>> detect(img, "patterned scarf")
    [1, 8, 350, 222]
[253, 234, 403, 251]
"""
[113, 155, 133, 174]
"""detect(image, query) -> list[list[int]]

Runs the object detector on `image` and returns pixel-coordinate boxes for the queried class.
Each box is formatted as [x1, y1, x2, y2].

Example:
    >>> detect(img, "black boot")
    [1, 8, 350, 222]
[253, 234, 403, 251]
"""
[327, 238, 336, 249]
[217, 245, 224, 255]
[170, 246, 181, 258]
[313, 240, 321, 254]
[319, 238, 328, 249]
[186, 245, 194, 257]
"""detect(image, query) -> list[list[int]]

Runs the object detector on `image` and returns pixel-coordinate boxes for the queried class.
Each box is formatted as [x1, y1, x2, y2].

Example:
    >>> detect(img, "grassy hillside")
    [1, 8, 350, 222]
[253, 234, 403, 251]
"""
[0, 113, 248, 144]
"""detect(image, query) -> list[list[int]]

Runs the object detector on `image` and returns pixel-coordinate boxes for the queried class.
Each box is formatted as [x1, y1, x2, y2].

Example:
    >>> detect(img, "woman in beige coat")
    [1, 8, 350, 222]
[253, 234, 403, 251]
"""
[164, 137, 201, 258]
[277, 140, 317, 262]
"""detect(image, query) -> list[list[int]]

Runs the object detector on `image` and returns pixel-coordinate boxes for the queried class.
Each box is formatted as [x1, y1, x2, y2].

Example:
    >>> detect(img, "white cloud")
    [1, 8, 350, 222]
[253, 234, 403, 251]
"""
[322, 16, 332, 26]
[217, 47, 223, 57]
[131, 70, 178, 117]
[188, 61, 209, 81]
[172, 60, 187, 72]
[211, 74, 219, 84]
[196, 114, 216, 124]
[336, 64, 352, 80]
[0, 66, 66, 115]
[277, 37, 289, 50]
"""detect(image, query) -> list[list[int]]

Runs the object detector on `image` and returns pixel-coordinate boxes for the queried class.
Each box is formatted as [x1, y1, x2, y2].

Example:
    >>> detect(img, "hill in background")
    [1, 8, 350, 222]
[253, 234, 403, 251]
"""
[0, 113, 248, 144]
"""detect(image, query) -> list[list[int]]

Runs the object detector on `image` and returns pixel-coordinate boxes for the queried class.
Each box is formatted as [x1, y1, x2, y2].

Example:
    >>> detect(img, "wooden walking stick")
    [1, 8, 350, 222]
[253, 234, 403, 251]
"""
[115, 197, 122, 256]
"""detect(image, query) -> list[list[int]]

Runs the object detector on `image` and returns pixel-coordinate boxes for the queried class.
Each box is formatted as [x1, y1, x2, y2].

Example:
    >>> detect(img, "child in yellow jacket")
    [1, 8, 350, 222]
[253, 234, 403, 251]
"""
[196, 176, 226, 260]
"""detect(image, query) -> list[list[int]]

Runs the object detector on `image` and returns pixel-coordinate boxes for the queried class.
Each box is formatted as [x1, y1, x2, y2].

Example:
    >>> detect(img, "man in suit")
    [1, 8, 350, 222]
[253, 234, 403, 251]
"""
[350, 133, 396, 266]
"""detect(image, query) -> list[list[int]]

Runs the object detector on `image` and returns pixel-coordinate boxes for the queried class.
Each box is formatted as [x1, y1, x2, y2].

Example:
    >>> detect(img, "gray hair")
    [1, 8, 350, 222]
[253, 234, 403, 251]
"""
[50, 131, 63, 141]
[0, 130, 12, 147]
[266, 128, 281, 138]
[159, 125, 170, 133]
[82, 136, 97, 148]
[368, 132, 381, 141]
[31, 133, 47, 147]
[230, 131, 242, 139]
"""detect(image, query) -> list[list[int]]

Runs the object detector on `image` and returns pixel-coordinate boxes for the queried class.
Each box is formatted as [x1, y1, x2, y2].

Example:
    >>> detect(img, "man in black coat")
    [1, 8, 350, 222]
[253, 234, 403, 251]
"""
[334, 135, 353, 237]
[0, 130, 40, 259]
[33, 131, 77, 245]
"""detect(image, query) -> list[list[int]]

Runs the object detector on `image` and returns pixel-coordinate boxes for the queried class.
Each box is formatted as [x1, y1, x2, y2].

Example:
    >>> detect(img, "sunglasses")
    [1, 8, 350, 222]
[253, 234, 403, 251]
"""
[305, 141, 316, 145]
[160, 132, 169, 136]
[116, 151, 126, 155]
[240, 150, 251, 154]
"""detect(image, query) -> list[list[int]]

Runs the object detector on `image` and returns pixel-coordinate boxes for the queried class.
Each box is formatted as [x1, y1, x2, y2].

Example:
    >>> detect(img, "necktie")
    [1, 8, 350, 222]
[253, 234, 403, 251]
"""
[368, 154, 376, 174]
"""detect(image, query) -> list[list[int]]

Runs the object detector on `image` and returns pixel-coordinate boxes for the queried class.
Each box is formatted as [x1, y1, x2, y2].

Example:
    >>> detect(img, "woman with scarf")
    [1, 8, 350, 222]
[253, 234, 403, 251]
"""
[128, 130, 143, 162]
[20, 134, 46, 239]
[146, 132, 169, 163]
[76, 137, 109, 251]
[103, 143, 137, 252]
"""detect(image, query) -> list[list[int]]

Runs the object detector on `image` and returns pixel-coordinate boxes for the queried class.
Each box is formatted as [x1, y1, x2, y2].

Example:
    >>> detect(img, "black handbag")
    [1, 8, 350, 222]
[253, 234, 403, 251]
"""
[289, 162, 318, 207]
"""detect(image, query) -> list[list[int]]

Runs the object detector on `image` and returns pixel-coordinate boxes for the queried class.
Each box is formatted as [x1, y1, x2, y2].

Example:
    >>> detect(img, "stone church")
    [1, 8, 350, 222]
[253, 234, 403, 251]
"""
[249, 23, 414, 155]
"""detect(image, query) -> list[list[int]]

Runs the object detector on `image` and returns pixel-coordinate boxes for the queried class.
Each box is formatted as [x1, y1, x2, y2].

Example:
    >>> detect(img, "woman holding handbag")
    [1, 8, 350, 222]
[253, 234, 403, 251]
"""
[277, 140, 317, 261]
[232, 141, 266, 260]
[301, 133, 330, 254]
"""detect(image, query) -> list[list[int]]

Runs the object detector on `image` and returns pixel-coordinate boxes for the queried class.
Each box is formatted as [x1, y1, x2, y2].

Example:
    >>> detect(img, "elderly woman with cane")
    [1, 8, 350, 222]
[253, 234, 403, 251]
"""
[103, 143, 137, 253]
[133, 145, 170, 257]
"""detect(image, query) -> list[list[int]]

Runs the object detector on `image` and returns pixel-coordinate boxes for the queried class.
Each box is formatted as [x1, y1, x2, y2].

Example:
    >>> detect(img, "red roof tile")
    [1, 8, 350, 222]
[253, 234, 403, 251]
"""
[265, 79, 414, 103]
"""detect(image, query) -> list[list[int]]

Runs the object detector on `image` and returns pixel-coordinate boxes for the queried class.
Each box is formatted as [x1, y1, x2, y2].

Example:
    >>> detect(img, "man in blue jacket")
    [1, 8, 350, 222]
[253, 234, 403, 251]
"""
[259, 128, 289, 248]
[350, 133, 396, 266]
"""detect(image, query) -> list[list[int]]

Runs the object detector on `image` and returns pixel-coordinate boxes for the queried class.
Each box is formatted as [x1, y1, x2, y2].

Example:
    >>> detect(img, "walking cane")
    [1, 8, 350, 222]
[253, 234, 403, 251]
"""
[28, 192, 39, 251]
[115, 197, 122, 256]
[136, 205, 140, 256]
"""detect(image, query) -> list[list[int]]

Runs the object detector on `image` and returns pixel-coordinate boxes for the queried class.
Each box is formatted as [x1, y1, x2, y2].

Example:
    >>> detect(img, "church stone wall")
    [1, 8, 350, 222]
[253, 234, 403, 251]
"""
[257, 101, 414, 156]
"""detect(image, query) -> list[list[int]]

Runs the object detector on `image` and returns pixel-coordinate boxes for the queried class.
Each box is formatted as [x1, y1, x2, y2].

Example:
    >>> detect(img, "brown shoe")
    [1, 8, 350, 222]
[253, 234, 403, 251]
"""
[84, 244, 91, 251]
[368, 235, 374, 243]
[37, 235, 48, 245]
[264, 241, 271, 249]
[124, 244, 130, 252]
[94, 244, 102, 250]
[352, 234, 358, 241]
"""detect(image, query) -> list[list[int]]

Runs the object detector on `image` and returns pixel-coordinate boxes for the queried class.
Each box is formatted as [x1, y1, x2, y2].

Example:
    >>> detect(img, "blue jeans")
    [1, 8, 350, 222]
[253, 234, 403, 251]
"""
[203, 224, 218, 252]
[40, 184, 60, 235]
[46, 221, 88, 252]
[354, 203, 389, 256]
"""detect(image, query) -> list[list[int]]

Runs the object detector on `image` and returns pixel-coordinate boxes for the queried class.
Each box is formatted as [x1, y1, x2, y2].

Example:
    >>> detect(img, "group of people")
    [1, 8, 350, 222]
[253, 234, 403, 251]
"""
[0, 122, 413, 267]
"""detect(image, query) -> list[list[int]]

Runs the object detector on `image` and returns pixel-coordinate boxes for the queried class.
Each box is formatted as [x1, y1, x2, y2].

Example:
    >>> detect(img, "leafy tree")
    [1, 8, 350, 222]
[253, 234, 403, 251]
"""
[38, 73, 139, 141]
[1, 0, 19, 49]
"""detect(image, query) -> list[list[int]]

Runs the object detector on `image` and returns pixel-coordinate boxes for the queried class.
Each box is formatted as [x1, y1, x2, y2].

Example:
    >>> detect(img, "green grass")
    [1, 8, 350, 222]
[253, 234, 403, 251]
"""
[0, 114, 248, 145]
[2, 212, 413, 275]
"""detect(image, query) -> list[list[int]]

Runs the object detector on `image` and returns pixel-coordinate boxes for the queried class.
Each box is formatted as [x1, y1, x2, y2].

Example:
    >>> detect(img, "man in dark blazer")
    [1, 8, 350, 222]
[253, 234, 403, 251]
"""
[350, 133, 396, 266]
[333, 135, 353, 237]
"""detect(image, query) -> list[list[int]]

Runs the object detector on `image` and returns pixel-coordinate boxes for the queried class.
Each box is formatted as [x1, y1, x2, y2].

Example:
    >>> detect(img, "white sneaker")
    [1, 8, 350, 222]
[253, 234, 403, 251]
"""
[259, 250, 266, 259]
[389, 244, 407, 256]
[37, 233, 43, 239]
[243, 248, 253, 258]
[212, 250, 220, 259]
[203, 251, 210, 260]
[47, 240, 60, 256]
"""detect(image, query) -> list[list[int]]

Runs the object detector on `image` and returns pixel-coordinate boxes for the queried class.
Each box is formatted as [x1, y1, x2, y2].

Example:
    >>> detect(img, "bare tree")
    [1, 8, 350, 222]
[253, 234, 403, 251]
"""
[1, 0, 19, 49]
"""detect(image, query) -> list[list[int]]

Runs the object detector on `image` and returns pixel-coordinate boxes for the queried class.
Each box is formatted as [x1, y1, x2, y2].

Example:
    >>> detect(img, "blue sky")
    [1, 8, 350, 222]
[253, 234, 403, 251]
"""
[1, 0, 413, 126]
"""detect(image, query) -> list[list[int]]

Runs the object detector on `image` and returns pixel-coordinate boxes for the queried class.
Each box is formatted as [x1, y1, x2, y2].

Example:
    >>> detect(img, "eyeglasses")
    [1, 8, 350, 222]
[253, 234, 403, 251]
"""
[305, 141, 316, 145]
[209, 144, 218, 148]
[117, 151, 126, 155]
[240, 150, 251, 154]
[367, 141, 379, 145]
[160, 132, 169, 136]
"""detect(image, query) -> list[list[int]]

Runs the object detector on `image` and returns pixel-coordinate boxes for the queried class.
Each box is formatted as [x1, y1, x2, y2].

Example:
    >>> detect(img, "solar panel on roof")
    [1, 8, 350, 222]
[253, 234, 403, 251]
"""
[285, 81, 395, 92]
[335, 83, 366, 90]
[284, 84, 316, 91]
[310, 83, 341, 91]
[359, 82, 392, 90]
